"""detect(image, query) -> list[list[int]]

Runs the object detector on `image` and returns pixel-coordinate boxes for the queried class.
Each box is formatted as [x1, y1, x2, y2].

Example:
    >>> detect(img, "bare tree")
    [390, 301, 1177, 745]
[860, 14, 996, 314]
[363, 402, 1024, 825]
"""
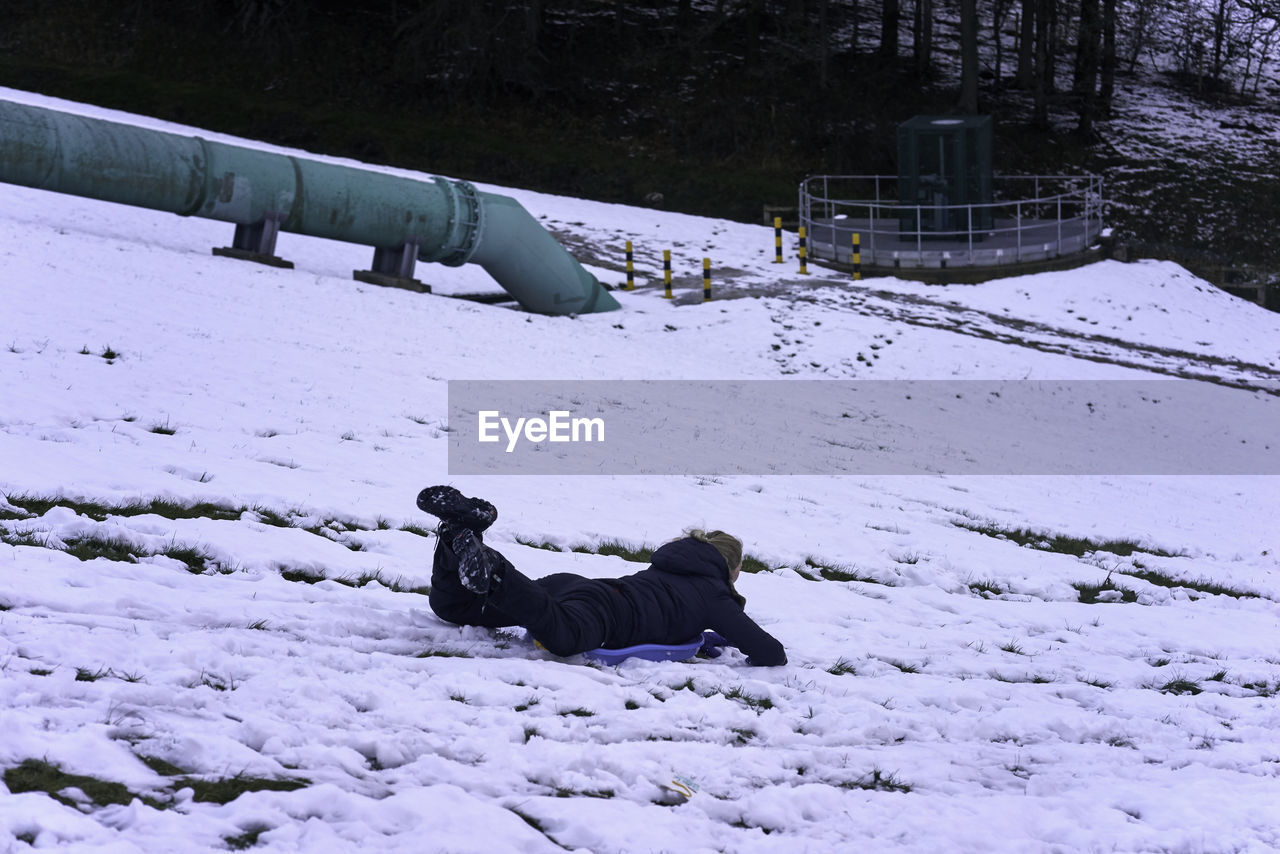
[1099, 0, 1116, 115]
[1017, 0, 1036, 87]
[881, 0, 900, 59]
[1075, 0, 1102, 136]
[1033, 0, 1054, 127]
[914, 0, 935, 75]
[960, 0, 980, 111]
[992, 0, 1016, 89]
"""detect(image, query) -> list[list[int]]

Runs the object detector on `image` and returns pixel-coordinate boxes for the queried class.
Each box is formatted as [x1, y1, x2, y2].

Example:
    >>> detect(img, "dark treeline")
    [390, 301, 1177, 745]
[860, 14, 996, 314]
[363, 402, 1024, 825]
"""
[2, 0, 1278, 225]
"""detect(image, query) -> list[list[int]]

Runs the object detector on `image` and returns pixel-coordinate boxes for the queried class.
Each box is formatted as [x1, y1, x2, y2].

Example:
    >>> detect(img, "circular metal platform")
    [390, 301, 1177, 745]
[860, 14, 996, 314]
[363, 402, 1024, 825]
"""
[800, 175, 1104, 271]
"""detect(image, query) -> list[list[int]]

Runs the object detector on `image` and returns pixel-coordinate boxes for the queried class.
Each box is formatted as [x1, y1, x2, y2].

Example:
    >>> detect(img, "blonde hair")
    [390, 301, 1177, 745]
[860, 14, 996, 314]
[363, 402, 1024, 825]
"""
[688, 529, 743, 575]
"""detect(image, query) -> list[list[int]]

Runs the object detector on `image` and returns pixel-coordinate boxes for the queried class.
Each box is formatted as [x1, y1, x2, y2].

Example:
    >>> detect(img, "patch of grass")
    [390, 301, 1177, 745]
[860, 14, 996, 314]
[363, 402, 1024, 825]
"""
[149, 421, 177, 435]
[1123, 567, 1260, 600]
[1080, 676, 1114, 690]
[161, 543, 215, 574]
[75, 667, 110, 682]
[956, 520, 1180, 558]
[1243, 680, 1277, 698]
[415, 648, 472, 659]
[137, 755, 187, 777]
[1073, 577, 1139, 604]
[0, 530, 46, 548]
[804, 557, 884, 584]
[885, 659, 920, 674]
[100, 346, 120, 362]
[224, 825, 272, 850]
[989, 670, 1052, 684]
[968, 579, 1006, 597]
[508, 807, 569, 850]
[580, 539, 653, 563]
[0, 502, 28, 522]
[249, 506, 293, 528]
[62, 533, 139, 564]
[553, 786, 615, 799]
[277, 565, 326, 584]
[246, 619, 270, 631]
[838, 768, 912, 793]
[739, 554, 771, 574]
[624, 699, 641, 710]
[183, 774, 308, 804]
[4, 758, 163, 809]
[29, 667, 53, 677]
[399, 523, 433, 538]
[5, 494, 238, 523]
[1159, 678, 1203, 696]
[724, 686, 774, 711]
[731, 727, 756, 744]
[559, 707, 594, 717]
[190, 671, 236, 692]
[826, 658, 857, 676]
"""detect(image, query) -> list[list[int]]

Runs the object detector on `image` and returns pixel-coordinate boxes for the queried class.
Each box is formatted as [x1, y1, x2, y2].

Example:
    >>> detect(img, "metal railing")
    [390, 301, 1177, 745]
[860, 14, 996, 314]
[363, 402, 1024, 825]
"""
[799, 174, 1104, 269]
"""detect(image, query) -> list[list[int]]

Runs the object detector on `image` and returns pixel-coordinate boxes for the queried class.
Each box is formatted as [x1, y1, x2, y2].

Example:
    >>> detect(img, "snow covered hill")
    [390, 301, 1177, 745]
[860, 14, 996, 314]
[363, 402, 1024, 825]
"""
[2, 89, 1279, 853]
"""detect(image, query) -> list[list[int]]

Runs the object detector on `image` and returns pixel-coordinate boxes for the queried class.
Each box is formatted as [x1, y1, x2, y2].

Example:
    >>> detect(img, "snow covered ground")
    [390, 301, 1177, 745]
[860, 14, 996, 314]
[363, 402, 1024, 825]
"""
[2, 89, 1280, 853]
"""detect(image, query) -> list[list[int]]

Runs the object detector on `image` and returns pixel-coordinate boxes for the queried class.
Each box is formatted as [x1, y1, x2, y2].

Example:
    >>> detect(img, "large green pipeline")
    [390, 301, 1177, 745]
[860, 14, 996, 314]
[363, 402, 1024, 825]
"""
[0, 100, 619, 314]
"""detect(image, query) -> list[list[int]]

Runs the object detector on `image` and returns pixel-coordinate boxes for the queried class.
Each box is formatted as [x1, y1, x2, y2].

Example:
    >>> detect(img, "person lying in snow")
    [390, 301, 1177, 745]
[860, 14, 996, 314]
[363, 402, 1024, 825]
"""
[418, 486, 787, 666]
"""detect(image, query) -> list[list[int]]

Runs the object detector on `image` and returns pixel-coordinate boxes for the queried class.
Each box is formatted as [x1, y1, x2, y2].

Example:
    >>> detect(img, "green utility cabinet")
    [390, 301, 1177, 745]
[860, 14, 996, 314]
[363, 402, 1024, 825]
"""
[897, 115, 993, 236]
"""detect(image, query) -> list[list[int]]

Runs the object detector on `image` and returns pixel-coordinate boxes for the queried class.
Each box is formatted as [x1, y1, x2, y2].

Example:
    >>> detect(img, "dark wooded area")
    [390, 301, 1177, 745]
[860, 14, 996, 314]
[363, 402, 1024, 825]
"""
[3, 1, 1280, 264]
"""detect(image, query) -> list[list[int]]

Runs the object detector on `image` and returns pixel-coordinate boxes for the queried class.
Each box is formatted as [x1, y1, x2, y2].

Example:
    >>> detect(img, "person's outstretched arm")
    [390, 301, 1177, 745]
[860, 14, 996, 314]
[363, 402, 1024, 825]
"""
[708, 600, 787, 666]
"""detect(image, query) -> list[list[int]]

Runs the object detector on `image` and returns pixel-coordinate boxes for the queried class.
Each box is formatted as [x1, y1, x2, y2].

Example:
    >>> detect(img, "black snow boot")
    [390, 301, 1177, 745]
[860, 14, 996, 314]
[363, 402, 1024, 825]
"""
[417, 485, 498, 534]
[450, 528, 494, 595]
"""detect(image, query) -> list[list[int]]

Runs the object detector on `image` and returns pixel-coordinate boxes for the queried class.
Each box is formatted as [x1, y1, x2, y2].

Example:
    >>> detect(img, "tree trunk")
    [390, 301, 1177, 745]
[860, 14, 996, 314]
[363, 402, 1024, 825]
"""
[1211, 0, 1230, 83]
[746, 0, 766, 66]
[1017, 0, 1036, 87]
[819, 0, 831, 89]
[1075, 0, 1101, 138]
[960, 0, 980, 112]
[880, 0, 900, 59]
[1073, 0, 1101, 94]
[1099, 0, 1116, 116]
[914, 0, 935, 75]
[1045, 0, 1058, 92]
[1033, 0, 1054, 128]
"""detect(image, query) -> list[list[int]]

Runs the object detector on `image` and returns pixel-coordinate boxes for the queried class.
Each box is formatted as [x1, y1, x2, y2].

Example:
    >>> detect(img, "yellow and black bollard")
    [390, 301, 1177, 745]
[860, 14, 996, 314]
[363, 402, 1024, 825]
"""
[625, 240, 635, 290]
[852, 232, 862, 281]
[703, 257, 712, 301]
[663, 250, 673, 299]
[773, 217, 784, 263]
[798, 226, 809, 275]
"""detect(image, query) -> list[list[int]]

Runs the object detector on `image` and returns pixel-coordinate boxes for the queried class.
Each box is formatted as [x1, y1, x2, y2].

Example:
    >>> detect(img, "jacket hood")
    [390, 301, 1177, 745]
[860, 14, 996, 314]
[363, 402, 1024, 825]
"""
[650, 537, 729, 580]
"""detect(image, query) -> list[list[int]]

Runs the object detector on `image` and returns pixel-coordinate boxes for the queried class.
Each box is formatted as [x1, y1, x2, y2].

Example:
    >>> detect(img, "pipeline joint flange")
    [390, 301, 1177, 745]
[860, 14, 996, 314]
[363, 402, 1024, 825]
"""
[422, 177, 484, 267]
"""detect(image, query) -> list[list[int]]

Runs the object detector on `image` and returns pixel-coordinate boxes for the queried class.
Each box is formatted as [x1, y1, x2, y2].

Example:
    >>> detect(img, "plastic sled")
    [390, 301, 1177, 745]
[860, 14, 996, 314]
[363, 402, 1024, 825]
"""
[582, 636, 704, 665]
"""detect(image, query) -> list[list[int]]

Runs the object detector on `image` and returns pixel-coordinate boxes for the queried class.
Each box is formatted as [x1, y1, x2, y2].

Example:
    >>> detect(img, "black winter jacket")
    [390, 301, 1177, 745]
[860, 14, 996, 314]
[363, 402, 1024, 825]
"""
[602, 537, 787, 666]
